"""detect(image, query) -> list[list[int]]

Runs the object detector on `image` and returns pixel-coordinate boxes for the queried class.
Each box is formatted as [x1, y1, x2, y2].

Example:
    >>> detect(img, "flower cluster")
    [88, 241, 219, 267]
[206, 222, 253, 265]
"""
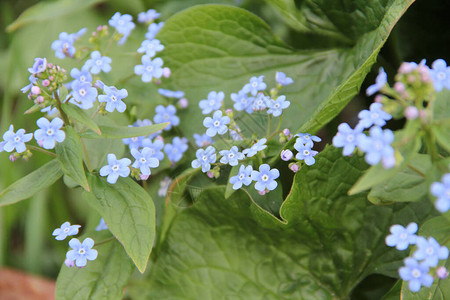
[430, 173, 450, 213]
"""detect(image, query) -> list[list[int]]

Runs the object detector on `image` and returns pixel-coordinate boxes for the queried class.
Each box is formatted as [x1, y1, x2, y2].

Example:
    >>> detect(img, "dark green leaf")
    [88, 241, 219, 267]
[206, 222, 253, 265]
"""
[80, 123, 168, 139]
[433, 122, 450, 154]
[381, 280, 402, 300]
[61, 103, 101, 135]
[0, 159, 62, 207]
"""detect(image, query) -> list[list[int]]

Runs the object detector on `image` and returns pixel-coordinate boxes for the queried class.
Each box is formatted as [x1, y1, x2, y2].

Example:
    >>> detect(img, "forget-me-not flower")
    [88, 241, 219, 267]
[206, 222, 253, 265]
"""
[137, 39, 164, 57]
[131, 147, 160, 175]
[199, 91, 224, 114]
[109, 12, 135, 45]
[70, 66, 92, 84]
[21, 75, 37, 94]
[51, 32, 76, 59]
[219, 146, 244, 166]
[275, 71, 294, 86]
[84, 51, 112, 74]
[414, 236, 449, 267]
[385, 222, 418, 250]
[95, 218, 108, 231]
[251, 164, 279, 192]
[366, 67, 387, 96]
[158, 88, 184, 98]
[138, 9, 160, 23]
[28, 58, 47, 74]
[145, 22, 164, 40]
[294, 144, 318, 166]
[332, 123, 364, 156]
[52, 222, 81, 241]
[191, 146, 216, 172]
[430, 173, 450, 213]
[267, 95, 290, 117]
[99, 154, 131, 184]
[164, 137, 188, 162]
[133, 119, 161, 140]
[243, 138, 267, 157]
[134, 55, 164, 82]
[231, 90, 254, 113]
[252, 93, 270, 111]
[2, 125, 33, 153]
[229, 165, 253, 190]
[153, 104, 179, 130]
[243, 76, 267, 96]
[34, 117, 65, 149]
[193, 133, 213, 147]
[98, 85, 128, 113]
[430, 59, 450, 91]
[399, 257, 433, 292]
[141, 138, 165, 161]
[358, 103, 392, 129]
[122, 134, 145, 150]
[203, 110, 230, 137]
[357, 126, 395, 168]
[296, 133, 322, 149]
[70, 80, 98, 110]
[66, 238, 98, 268]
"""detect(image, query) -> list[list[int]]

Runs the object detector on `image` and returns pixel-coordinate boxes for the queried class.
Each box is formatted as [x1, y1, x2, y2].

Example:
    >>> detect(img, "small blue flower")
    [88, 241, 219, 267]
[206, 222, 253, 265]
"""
[219, 146, 244, 166]
[430, 59, 450, 92]
[41, 105, 58, 116]
[0, 141, 6, 152]
[69, 80, 98, 110]
[95, 218, 108, 231]
[145, 22, 164, 40]
[164, 137, 188, 163]
[137, 39, 164, 57]
[193, 133, 213, 147]
[34, 117, 65, 149]
[229, 129, 243, 141]
[99, 154, 131, 184]
[138, 9, 160, 23]
[199, 91, 224, 115]
[153, 105, 179, 130]
[358, 103, 392, 129]
[275, 71, 294, 86]
[51, 32, 76, 59]
[332, 123, 364, 156]
[21, 75, 37, 93]
[267, 95, 290, 117]
[251, 164, 279, 192]
[70, 66, 92, 84]
[231, 90, 254, 113]
[52, 221, 81, 241]
[133, 119, 161, 140]
[252, 93, 270, 111]
[84, 51, 112, 74]
[131, 147, 160, 175]
[203, 110, 230, 137]
[229, 165, 253, 189]
[66, 238, 98, 268]
[2, 125, 33, 153]
[430, 173, 450, 213]
[366, 67, 387, 96]
[414, 236, 449, 267]
[98, 85, 128, 113]
[243, 76, 266, 96]
[399, 257, 433, 292]
[122, 134, 145, 150]
[357, 126, 395, 168]
[109, 12, 135, 45]
[191, 146, 216, 172]
[141, 138, 165, 161]
[28, 58, 47, 74]
[242, 138, 267, 157]
[294, 144, 318, 166]
[296, 133, 322, 149]
[134, 55, 164, 82]
[385, 223, 418, 250]
[158, 88, 184, 98]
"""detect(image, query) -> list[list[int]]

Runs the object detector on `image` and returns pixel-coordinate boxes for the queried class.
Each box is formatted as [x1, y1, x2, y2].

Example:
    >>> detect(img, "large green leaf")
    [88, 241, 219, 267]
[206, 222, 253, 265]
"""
[61, 103, 101, 135]
[135, 147, 432, 299]
[82, 175, 155, 273]
[158, 2, 414, 139]
[56, 231, 134, 300]
[0, 159, 63, 207]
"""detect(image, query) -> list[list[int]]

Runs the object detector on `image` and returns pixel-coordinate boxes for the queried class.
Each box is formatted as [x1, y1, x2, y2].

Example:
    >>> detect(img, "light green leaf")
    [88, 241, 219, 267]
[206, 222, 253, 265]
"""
[80, 123, 168, 139]
[61, 103, 101, 135]
[83, 175, 155, 273]
[0, 159, 63, 207]
[56, 126, 89, 191]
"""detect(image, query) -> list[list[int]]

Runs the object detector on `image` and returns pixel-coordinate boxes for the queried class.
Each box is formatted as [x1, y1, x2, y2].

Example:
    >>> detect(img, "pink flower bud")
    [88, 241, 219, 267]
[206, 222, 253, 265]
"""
[97, 25, 103, 31]
[258, 190, 267, 195]
[419, 109, 427, 120]
[140, 174, 149, 180]
[225, 108, 233, 114]
[207, 171, 214, 178]
[178, 98, 188, 108]
[393, 82, 405, 93]
[289, 163, 299, 173]
[162, 67, 171, 78]
[9, 154, 17, 162]
[37, 140, 44, 147]
[65, 259, 75, 268]
[404, 106, 419, 120]
[47, 63, 53, 69]
[374, 94, 383, 103]
[437, 266, 448, 279]
[31, 86, 41, 95]
[282, 128, 290, 136]
[42, 79, 50, 87]
[36, 96, 44, 104]
[155, 135, 164, 142]
[398, 62, 415, 74]
[280, 149, 293, 161]
[49, 76, 54, 81]
[155, 80, 162, 85]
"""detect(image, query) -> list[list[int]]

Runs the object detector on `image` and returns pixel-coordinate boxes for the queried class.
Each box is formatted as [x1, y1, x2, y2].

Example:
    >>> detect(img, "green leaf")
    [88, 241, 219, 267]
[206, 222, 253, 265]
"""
[56, 232, 134, 300]
[158, 2, 414, 139]
[381, 280, 402, 300]
[136, 147, 432, 299]
[61, 103, 101, 135]
[433, 122, 450, 154]
[82, 175, 155, 273]
[0, 159, 63, 207]
[224, 165, 239, 199]
[80, 123, 168, 139]
[6, 0, 104, 32]
[56, 126, 89, 191]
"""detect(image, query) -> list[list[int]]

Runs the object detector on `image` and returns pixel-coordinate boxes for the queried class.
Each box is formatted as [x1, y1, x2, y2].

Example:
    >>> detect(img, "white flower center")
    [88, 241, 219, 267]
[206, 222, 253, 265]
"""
[111, 95, 117, 102]
[80, 76, 86, 82]
[346, 135, 354, 143]
[14, 136, 21, 142]
[274, 103, 280, 108]
[202, 155, 208, 161]
[412, 268, 421, 278]
[239, 174, 245, 179]
[47, 129, 54, 136]
[228, 153, 235, 159]
[78, 248, 86, 255]
[79, 89, 86, 96]
[399, 233, 407, 240]
[163, 114, 169, 120]
[146, 66, 153, 72]
[261, 174, 269, 182]
[438, 72, 446, 80]
[214, 121, 220, 127]
[251, 82, 258, 88]
[96, 59, 103, 66]
[118, 20, 124, 26]
[112, 164, 119, 171]
[209, 100, 215, 106]
[303, 149, 310, 156]
[63, 227, 69, 233]
[426, 247, 434, 255]
[140, 157, 146, 163]
[374, 141, 383, 151]
[131, 137, 138, 142]
[371, 113, 379, 120]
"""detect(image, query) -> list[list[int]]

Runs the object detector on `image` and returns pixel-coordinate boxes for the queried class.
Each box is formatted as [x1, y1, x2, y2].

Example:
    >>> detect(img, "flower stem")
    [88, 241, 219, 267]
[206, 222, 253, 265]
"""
[80, 138, 93, 171]
[28, 145, 57, 157]
[94, 237, 115, 247]
[53, 91, 71, 125]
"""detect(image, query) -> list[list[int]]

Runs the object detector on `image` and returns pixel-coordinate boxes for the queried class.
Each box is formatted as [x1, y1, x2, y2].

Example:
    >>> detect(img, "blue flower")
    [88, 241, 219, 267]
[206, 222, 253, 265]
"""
[399, 257, 433, 292]
[131, 147, 160, 175]
[134, 55, 164, 82]
[21, 75, 37, 93]
[0, 141, 5, 152]
[385, 223, 418, 250]
[251, 164, 279, 192]
[267, 95, 290, 117]
[137, 39, 164, 57]
[296, 133, 322, 149]
[243, 76, 266, 96]
[366, 67, 387, 96]
[191, 146, 216, 172]
[219, 146, 244, 166]
[51, 32, 75, 59]
[229, 129, 243, 141]
[332, 123, 364, 156]
[242, 138, 267, 157]
[294, 144, 318, 166]
[431, 173, 450, 213]
[122, 134, 145, 150]
[52, 221, 81, 241]
[95, 218, 108, 231]
[69, 80, 98, 110]
[28, 58, 47, 74]
[145, 22, 164, 40]
[164, 137, 188, 163]
[252, 93, 270, 111]
[430, 59, 450, 92]
[158, 88, 184, 98]
[153, 105, 179, 130]
[98, 85, 127, 113]
[199, 91, 224, 114]
[70, 66, 92, 84]
[357, 126, 395, 168]
[41, 105, 58, 116]
[358, 103, 392, 129]
[84, 51, 112, 74]
[275, 71, 293, 86]
[193, 133, 213, 147]
[158, 176, 172, 197]
[138, 9, 160, 23]
[109, 12, 135, 45]
[203, 110, 230, 137]
[2, 125, 33, 153]
[133, 119, 161, 140]
[141, 138, 165, 161]
[229, 165, 253, 189]
[231, 90, 254, 113]
[66, 238, 98, 268]
[99, 154, 131, 184]
[414, 236, 449, 267]
[34, 117, 65, 149]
